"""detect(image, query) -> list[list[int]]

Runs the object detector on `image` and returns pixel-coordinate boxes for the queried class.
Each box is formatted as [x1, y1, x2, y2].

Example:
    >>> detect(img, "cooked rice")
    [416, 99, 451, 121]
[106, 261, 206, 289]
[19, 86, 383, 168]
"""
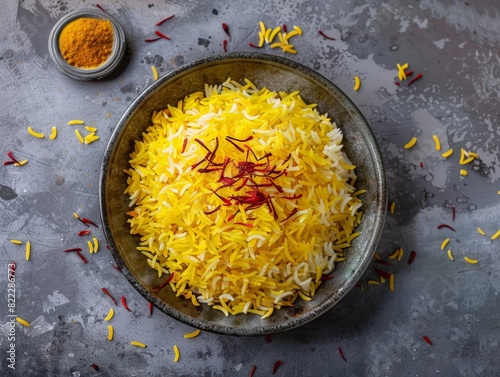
[124, 78, 362, 316]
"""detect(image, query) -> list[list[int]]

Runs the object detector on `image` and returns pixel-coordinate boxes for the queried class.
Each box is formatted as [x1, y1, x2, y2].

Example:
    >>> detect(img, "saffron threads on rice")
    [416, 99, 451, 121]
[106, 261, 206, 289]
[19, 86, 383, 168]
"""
[184, 329, 201, 339]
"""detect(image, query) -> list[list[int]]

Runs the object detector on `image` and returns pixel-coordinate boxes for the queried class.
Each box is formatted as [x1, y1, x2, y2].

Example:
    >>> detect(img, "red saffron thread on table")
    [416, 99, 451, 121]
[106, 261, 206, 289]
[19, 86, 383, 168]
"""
[394, 82, 401, 86]
[148, 301, 153, 316]
[249, 365, 257, 377]
[420, 161, 424, 169]
[272, 360, 283, 374]
[95, 4, 105, 12]
[266, 334, 273, 343]
[338, 347, 347, 362]
[452, 205, 456, 221]
[121, 296, 132, 312]
[222, 23, 230, 39]
[282, 24, 287, 33]
[437, 224, 456, 231]
[405, 70, 414, 77]
[320, 274, 333, 281]
[223, 39, 228, 52]
[82, 218, 99, 228]
[318, 30, 336, 40]
[423, 335, 433, 345]
[155, 30, 171, 40]
[101, 288, 117, 305]
[407, 73, 423, 86]
[91, 363, 100, 371]
[78, 229, 91, 236]
[76, 252, 88, 264]
[106, 245, 110, 250]
[248, 43, 261, 48]
[408, 250, 417, 265]
[144, 37, 161, 42]
[155, 14, 175, 26]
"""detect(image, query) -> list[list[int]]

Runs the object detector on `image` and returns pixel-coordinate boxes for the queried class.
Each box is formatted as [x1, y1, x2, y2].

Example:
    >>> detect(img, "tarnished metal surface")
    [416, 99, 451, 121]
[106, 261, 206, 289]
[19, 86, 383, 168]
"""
[1, 1, 499, 376]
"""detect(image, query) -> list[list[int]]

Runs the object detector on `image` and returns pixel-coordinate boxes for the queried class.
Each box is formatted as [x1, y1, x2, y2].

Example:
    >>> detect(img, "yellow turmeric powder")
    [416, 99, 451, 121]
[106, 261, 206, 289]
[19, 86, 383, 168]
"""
[59, 17, 114, 68]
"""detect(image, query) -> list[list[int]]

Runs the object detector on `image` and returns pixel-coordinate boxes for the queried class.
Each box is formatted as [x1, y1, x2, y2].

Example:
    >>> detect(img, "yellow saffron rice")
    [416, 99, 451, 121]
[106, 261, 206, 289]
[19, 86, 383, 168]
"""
[124, 78, 363, 316]
[183, 329, 201, 339]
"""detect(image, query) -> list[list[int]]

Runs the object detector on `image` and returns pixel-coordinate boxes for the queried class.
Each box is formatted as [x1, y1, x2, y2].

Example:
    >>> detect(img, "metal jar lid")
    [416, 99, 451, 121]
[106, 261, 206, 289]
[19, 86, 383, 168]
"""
[48, 9, 126, 81]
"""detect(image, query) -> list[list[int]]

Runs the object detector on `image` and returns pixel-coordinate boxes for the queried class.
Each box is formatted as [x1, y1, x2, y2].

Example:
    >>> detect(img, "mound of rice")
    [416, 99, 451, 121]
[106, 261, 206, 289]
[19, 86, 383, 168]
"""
[124, 78, 363, 317]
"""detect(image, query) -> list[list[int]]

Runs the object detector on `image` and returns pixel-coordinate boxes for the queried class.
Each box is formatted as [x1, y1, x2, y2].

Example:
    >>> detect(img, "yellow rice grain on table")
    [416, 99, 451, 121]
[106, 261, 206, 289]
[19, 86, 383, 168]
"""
[27, 126, 45, 138]
[68, 119, 85, 125]
[389, 274, 395, 291]
[441, 148, 453, 158]
[10, 239, 22, 245]
[104, 308, 114, 321]
[25, 241, 31, 261]
[447, 249, 454, 261]
[477, 227, 486, 236]
[440, 238, 450, 250]
[75, 129, 84, 143]
[432, 134, 441, 151]
[404, 137, 417, 149]
[173, 345, 180, 362]
[124, 78, 362, 317]
[491, 229, 500, 240]
[131, 341, 146, 348]
[16, 317, 31, 327]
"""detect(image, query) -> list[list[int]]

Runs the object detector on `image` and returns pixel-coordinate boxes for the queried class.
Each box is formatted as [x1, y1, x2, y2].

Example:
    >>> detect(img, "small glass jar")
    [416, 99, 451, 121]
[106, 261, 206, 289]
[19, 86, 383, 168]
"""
[48, 9, 126, 81]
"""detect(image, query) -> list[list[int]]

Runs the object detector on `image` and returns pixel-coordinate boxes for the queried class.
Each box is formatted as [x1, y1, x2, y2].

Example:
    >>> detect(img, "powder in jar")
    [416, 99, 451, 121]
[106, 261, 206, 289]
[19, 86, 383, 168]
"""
[59, 17, 114, 68]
